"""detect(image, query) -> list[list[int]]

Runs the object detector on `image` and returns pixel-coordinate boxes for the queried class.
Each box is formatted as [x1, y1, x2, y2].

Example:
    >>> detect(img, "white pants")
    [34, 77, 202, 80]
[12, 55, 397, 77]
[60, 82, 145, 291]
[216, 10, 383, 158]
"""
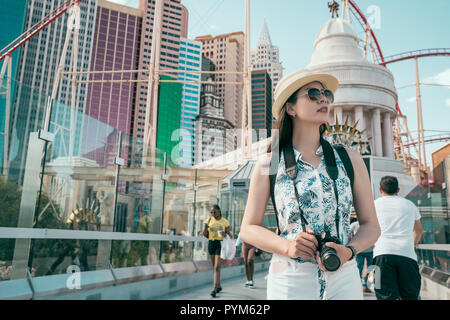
[267, 254, 363, 300]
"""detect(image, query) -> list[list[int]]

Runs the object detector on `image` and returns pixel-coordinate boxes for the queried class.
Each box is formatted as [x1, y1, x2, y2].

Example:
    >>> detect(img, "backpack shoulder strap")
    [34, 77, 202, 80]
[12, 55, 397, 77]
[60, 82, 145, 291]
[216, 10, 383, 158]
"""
[269, 150, 281, 235]
[321, 137, 338, 181]
[334, 145, 354, 190]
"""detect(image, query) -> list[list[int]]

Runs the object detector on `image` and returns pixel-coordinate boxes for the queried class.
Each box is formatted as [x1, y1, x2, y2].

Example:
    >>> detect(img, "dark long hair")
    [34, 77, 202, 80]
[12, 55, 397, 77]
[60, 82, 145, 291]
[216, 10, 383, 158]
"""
[267, 84, 327, 153]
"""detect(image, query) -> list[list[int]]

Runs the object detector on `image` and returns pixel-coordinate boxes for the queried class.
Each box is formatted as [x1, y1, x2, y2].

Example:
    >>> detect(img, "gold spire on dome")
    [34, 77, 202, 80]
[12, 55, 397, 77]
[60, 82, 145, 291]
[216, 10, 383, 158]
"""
[323, 116, 372, 155]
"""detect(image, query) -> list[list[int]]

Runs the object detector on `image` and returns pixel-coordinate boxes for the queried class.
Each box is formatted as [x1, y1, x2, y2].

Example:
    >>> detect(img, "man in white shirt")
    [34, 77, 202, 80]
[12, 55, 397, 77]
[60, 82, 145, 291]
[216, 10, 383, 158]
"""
[373, 176, 424, 300]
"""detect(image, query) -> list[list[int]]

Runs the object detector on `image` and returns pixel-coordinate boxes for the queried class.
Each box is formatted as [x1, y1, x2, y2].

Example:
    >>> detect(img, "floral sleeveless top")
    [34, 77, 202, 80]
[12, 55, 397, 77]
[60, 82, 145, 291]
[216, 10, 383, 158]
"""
[273, 145, 353, 299]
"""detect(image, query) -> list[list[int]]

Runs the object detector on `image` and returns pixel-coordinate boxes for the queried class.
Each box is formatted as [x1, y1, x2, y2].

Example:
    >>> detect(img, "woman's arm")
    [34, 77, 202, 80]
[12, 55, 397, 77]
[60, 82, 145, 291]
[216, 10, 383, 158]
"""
[240, 153, 318, 259]
[317, 149, 381, 271]
[413, 220, 423, 247]
[225, 226, 233, 239]
[346, 149, 381, 254]
[202, 221, 209, 238]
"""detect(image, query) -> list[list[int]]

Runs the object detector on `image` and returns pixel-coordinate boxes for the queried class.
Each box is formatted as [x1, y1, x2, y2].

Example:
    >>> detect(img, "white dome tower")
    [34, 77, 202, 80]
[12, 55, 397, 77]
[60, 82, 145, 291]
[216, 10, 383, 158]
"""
[306, 16, 417, 198]
[308, 18, 397, 159]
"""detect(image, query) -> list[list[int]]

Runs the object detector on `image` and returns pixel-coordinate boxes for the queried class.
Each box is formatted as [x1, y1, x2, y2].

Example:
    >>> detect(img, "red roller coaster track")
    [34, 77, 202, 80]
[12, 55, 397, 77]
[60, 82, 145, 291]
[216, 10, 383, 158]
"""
[396, 135, 450, 148]
[382, 48, 450, 66]
[348, 0, 385, 63]
[348, 0, 450, 119]
[347, 0, 405, 117]
[0, 0, 81, 63]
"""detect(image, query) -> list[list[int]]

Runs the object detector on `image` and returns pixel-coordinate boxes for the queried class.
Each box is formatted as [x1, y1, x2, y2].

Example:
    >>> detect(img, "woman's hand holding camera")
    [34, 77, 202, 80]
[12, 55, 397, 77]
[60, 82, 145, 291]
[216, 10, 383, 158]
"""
[287, 229, 353, 271]
[288, 228, 319, 259]
[316, 242, 352, 272]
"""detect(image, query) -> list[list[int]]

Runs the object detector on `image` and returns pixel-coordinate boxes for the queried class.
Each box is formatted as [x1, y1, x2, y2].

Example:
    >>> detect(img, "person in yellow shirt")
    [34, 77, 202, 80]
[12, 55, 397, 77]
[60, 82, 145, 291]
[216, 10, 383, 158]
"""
[203, 204, 233, 297]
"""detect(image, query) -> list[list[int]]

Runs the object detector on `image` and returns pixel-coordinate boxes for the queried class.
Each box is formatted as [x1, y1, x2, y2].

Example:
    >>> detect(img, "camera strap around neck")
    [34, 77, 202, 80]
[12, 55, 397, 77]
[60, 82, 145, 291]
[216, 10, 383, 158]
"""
[283, 137, 341, 240]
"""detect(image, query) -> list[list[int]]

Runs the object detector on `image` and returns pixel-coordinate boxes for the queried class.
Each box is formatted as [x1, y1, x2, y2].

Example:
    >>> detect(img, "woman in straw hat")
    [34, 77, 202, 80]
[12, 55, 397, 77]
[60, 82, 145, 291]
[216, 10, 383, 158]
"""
[240, 69, 380, 299]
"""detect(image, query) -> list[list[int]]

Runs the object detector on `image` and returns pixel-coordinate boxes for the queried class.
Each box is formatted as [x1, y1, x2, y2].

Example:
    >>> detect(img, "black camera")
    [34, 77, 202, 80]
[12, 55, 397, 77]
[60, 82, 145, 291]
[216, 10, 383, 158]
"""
[315, 231, 341, 272]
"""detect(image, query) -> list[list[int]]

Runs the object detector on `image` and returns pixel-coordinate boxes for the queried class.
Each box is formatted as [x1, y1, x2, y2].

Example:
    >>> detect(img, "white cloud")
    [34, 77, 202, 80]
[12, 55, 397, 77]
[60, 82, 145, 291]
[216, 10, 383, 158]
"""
[210, 25, 217, 30]
[408, 96, 416, 103]
[423, 68, 450, 88]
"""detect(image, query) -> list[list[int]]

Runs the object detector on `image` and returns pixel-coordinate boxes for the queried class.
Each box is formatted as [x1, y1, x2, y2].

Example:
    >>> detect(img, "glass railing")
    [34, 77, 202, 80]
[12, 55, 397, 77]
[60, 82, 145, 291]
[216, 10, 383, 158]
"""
[405, 159, 449, 277]
[416, 245, 450, 274]
[0, 76, 232, 283]
[1, 75, 449, 292]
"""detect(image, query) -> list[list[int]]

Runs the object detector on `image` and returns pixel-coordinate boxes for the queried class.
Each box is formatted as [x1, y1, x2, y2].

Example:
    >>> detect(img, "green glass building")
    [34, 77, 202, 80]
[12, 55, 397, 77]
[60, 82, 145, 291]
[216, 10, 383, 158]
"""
[156, 75, 182, 169]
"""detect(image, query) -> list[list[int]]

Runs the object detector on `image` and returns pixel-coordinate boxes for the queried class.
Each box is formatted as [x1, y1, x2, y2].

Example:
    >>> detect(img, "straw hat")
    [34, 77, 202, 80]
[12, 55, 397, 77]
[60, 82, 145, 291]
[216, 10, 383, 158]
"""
[272, 69, 339, 119]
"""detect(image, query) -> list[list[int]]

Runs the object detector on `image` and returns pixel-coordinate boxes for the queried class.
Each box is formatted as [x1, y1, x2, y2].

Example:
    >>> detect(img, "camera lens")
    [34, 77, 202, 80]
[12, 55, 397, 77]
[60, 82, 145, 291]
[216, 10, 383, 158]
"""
[320, 246, 341, 272]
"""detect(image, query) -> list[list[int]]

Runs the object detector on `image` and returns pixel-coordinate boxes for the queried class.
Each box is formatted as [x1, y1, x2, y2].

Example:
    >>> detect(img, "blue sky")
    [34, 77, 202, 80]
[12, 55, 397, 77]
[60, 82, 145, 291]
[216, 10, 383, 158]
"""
[111, 0, 450, 164]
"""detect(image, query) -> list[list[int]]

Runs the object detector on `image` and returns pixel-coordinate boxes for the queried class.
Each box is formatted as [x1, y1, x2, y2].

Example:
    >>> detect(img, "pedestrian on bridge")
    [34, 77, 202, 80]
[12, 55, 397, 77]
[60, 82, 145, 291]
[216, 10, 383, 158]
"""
[203, 205, 233, 298]
[240, 69, 381, 300]
[373, 176, 424, 300]
[236, 232, 256, 288]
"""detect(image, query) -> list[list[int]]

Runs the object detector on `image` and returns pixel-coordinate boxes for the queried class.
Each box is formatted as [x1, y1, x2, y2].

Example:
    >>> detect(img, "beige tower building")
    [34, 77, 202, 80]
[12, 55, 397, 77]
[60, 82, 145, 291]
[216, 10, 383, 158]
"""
[251, 20, 283, 98]
[133, 0, 188, 165]
[195, 32, 244, 149]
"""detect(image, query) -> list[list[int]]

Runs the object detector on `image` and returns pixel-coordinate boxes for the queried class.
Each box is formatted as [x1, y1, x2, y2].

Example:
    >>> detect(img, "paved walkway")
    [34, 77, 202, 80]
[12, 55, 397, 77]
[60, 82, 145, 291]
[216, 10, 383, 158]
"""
[157, 270, 379, 300]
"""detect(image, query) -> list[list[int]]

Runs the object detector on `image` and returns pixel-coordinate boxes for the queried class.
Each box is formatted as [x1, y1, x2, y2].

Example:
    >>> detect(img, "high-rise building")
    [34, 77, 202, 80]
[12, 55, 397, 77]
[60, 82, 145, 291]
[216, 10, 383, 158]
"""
[8, 0, 98, 184]
[0, 0, 27, 173]
[194, 78, 234, 164]
[195, 32, 244, 149]
[200, 55, 215, 82]
[156, 75, 182, 167]
[251, 70, 272, 141]
[251, 20, 283, 98]
[132, 0, 188, 167]
[177, 37, 202, 168]
[82, 0, 143, 167]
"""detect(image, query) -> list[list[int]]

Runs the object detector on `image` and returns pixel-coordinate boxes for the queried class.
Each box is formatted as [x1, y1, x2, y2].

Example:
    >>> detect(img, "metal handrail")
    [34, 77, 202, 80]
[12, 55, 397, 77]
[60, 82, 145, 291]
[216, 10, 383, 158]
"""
[0, 227, 207, 242]
[416, 244, 450, 251]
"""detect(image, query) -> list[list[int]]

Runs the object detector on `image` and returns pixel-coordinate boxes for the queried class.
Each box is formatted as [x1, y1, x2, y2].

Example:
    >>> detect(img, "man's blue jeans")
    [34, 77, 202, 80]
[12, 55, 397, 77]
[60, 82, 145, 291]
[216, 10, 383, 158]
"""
[356, 251, 373, 288]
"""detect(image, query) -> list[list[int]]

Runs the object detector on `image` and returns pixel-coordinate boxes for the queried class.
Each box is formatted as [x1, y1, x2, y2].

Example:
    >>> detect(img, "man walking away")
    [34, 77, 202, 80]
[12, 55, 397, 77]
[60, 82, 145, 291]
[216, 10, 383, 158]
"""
[373, 176, 424, 300]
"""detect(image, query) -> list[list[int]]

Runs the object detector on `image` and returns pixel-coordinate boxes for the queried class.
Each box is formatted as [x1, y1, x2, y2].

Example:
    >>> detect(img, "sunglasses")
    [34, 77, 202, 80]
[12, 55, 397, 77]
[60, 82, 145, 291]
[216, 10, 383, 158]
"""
[298, 87, 334, 103]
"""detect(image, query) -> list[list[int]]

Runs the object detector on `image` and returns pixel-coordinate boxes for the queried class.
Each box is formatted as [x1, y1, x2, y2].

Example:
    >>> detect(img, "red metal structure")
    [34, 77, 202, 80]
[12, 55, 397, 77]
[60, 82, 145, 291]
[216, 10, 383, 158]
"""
[348, 0, 385, 64]
[0, 0, 81, 62]
[382, 48, 450, 66]
[346, 0, 406, 118]
[346, 0, 450, 176]
[399, 135, 450, 148]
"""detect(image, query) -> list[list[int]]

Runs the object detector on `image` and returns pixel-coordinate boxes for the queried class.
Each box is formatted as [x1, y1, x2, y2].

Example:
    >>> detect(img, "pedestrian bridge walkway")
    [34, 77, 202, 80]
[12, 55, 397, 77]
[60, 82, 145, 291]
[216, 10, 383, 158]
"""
[157, 269, 380, 300]
[0, 226, 447, 300]
[157, 266, 441, 301]
[0, 258, 443, 300]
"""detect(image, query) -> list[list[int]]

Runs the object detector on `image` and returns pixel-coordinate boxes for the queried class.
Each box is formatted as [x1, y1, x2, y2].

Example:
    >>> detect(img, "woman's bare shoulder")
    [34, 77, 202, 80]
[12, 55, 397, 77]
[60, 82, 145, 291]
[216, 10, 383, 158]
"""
[345, 148, 364, 167]
[345, 148, 371, 184]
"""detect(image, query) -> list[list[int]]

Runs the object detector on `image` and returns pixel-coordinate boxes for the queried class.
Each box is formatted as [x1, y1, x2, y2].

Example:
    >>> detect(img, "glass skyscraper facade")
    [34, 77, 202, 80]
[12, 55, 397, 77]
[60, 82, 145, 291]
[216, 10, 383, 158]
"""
[177, 38, 201, 168]
[7, 0, 98, 184]
[132, 0, 188, 167]
[156, 75, 182, 167]
[251, 69, 272, 140]
[83, 0, 143, 167]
